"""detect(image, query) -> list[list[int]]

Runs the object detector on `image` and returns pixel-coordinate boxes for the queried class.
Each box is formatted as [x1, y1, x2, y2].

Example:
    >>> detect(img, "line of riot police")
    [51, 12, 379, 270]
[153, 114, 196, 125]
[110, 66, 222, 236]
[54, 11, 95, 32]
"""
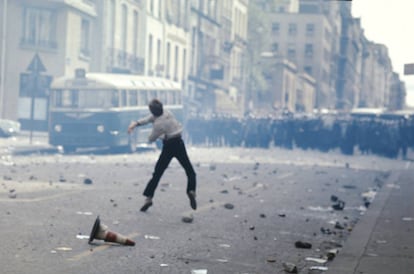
[184, 113, 414, 160]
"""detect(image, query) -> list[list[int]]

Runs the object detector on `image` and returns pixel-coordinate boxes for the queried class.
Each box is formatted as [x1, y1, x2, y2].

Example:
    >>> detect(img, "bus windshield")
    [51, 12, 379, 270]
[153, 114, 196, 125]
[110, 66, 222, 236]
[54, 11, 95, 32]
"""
[51, 89, 119, 109]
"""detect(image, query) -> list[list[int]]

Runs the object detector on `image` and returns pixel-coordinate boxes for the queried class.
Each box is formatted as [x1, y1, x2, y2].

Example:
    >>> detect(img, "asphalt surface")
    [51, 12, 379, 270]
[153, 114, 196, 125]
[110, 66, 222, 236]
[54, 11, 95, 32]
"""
[0, 133, 413, 274]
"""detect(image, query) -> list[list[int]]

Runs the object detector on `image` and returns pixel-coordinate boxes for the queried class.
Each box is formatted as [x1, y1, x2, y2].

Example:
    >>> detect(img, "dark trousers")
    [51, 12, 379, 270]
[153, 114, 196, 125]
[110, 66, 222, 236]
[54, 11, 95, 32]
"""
[143, 137, 196, 198]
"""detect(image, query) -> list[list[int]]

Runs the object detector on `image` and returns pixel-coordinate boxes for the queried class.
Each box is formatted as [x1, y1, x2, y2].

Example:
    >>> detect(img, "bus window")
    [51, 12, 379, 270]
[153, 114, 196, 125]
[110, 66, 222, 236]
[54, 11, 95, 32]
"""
[111, 90, 119, 107]
[54, 90, 63, 107]
[158, 90, 166, 104]
[170, 90, 176, 105]
[149, 90, 157, 100]
[173, 91, 181, 105]
[139, 90, 148, 106]
[79, 90, 96, 108]
[71, 90, 79, 108]
[96, 90, 113, 108]
[52, 89, 77, 108]
[121, 90, 127, 107]
[129, 90, 138, 106]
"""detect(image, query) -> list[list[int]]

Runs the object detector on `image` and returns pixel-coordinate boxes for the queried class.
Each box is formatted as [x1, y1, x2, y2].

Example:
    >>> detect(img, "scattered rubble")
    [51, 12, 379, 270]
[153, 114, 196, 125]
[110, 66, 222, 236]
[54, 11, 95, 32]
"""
[282, 262, 298, 273]
[295, 241, 312, 249]
[224, 203, 234, 209]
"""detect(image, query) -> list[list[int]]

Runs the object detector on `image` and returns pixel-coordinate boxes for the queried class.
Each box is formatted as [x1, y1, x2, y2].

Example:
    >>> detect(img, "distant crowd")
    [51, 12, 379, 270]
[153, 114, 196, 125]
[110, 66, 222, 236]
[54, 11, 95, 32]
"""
[185, 113, 414, 160]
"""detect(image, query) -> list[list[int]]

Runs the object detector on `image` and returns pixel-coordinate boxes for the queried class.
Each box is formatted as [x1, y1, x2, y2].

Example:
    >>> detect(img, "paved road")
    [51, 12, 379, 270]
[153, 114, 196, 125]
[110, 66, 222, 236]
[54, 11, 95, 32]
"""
[0, 134, 412, 273]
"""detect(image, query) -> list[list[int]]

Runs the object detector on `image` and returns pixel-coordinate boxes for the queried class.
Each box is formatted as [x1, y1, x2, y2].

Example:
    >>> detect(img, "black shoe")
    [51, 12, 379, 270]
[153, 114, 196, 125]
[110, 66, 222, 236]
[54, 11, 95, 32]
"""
[140, 199, 153, 212]
[187, 191, 197, 210]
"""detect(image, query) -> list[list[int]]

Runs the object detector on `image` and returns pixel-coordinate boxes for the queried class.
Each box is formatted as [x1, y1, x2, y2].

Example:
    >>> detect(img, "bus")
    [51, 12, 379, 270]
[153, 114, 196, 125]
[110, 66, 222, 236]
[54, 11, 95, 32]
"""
[48, 69, 183, 153]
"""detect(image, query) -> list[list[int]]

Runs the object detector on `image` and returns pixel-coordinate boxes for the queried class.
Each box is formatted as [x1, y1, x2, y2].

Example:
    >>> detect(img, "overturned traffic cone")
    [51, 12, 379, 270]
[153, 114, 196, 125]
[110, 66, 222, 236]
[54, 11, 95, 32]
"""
[88, 216, 135, 246]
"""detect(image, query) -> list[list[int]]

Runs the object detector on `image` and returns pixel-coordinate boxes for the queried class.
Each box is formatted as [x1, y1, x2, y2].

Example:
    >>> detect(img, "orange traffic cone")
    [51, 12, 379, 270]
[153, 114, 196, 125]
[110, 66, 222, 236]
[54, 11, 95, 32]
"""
[88, 216, 135, 246]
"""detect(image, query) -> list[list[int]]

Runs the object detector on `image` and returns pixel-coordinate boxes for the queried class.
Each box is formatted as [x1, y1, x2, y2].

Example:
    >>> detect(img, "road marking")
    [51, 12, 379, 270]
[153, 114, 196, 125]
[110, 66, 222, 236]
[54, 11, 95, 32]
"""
[0, 189, 91, 203]
[68, 232, 140, 261]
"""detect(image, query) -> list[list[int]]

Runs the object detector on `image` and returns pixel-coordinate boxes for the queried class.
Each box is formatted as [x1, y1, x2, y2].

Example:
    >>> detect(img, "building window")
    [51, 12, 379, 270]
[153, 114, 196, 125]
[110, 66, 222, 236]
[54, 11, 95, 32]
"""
[156, 39, 161, 73]
[288, 23, 297, 36]
[166, 42, 171, 78]
[271, 43, 278, 53]
[133, 10, 139, 56]
[174, 45, 179, 81]
[121, 4, 128, 52]
[306, 23, 315, 36]
[324, 49, 330, 62]
[287, 43, 296, 60]
[150, 0, 154, 15]
[158, 0, 162, 18]
[304, 66, 313, 75]
[80, 19, 91, 57]
[21, 7, 57, 50]
[148, 35, 153, 75]
[305, 43, 313, 58]
[271, 22, 280, 34]
[182, 49, 187, 83]
[109, 0, 116, 49]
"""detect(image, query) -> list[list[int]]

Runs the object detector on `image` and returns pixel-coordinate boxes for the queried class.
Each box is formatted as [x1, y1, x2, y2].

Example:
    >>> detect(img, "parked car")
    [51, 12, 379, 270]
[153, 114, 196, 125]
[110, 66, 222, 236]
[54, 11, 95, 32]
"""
[0, 119, 20, 137]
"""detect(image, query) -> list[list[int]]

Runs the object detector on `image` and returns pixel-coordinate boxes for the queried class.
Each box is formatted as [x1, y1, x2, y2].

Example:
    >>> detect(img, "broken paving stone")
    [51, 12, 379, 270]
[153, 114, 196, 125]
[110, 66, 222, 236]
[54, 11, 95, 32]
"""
[321, 227, 332, 235]
[266, 257, 276, 263]
[224, 203, 234, 209]
[282, 262, 298, 273]
[326, 249, 339, 261]
[332, 200, 345, 211]
[182, 215, 194, 223]
[309, 266, 328, 271]
[334, 222, 345, 230]
[144, 235, 160, 240]
[76, 234, 90, 240]
[8, 189, 17, 199]
[305, 257, 328, 264]
[295, 241, 312, 249]
[83, 178, 93, 184]
[55, 247, 72, 251]
[191, 270, 208, 274]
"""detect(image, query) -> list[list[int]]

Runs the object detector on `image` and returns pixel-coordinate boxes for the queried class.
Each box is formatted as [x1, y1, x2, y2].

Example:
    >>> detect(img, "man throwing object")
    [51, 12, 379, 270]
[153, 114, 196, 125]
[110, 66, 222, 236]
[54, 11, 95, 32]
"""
[128, 99, 197, 212]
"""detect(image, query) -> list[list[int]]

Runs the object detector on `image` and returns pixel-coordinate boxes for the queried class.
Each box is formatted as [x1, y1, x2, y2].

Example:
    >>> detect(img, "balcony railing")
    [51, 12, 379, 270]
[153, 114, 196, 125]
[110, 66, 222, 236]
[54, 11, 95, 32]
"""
[20, 38, 58, 50]
[106, 48, 145, 74]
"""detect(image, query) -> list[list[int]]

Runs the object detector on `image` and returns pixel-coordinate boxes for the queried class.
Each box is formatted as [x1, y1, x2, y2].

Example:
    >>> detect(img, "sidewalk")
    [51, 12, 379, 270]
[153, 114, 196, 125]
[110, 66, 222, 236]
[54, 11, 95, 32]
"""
[0, 131, 57, 154]
[328, 163, 414, 273]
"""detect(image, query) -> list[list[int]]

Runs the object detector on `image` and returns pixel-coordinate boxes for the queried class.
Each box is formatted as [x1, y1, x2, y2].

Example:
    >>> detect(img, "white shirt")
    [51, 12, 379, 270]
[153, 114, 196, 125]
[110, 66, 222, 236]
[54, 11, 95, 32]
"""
[137, 110, 183, 142]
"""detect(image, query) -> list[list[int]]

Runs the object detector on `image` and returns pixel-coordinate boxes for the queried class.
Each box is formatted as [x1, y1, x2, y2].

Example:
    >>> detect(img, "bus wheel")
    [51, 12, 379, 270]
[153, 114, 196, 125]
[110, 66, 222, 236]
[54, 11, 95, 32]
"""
[63, 146, 76, 154]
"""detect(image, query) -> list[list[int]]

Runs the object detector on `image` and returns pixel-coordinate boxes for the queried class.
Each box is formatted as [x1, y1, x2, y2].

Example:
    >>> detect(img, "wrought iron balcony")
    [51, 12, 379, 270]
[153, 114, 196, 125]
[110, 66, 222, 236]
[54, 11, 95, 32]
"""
[106, 48, 145, 74]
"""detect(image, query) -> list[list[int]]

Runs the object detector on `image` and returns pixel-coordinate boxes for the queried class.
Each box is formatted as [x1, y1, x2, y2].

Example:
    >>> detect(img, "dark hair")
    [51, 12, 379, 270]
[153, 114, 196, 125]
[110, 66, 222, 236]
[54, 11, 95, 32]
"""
[149, 98, 163, 116]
